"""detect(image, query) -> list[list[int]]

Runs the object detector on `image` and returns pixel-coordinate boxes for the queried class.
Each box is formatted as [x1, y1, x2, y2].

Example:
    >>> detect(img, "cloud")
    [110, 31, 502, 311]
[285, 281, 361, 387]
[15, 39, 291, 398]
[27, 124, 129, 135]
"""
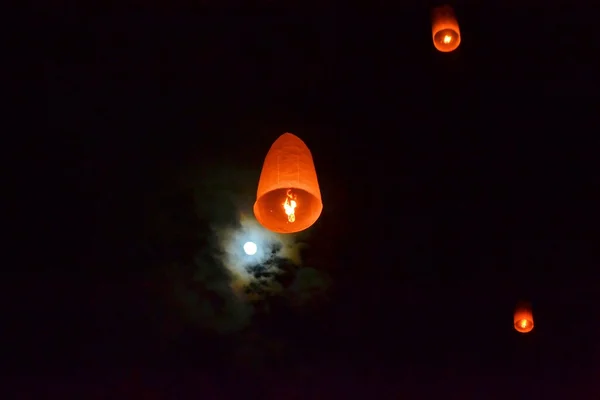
[215, 213, 303, 298]
[170, 162, 307, 334]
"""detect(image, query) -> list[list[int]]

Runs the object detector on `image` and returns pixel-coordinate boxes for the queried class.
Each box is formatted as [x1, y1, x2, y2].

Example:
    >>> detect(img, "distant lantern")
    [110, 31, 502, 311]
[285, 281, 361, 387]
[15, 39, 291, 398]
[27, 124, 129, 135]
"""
[432, 5, 461, 52]
[254, 132, 323, 234]
[514, 302, 534, 333]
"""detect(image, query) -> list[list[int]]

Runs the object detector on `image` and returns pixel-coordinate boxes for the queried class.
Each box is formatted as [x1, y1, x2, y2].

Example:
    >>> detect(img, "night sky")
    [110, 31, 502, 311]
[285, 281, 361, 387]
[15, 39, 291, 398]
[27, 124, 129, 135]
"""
[13, 5, 600, 398]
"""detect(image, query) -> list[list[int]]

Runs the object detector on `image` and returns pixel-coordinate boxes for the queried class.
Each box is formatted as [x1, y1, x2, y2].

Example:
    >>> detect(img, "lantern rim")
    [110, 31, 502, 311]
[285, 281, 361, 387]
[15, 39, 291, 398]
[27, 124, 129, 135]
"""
[513, 318, 534, 333]
[433, 29, 461, 52]
[254, 187, 323, 234]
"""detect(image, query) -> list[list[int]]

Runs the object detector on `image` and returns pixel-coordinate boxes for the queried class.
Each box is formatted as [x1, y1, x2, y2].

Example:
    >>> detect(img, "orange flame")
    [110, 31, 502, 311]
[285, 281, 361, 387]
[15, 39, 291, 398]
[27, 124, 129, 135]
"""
[283, 189, 297, 223]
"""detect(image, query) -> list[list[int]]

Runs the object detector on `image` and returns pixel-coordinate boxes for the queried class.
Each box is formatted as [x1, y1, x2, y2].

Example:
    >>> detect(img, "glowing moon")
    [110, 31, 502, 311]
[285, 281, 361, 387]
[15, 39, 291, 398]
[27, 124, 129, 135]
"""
[243, 241, 257, 255]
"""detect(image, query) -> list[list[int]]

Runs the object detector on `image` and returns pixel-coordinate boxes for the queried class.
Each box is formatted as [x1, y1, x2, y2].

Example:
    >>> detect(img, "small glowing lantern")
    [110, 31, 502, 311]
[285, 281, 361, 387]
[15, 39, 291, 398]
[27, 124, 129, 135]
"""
[432, 5, 461, 52]
[514, 302, 534, 333]
[254, 132, 323, 234]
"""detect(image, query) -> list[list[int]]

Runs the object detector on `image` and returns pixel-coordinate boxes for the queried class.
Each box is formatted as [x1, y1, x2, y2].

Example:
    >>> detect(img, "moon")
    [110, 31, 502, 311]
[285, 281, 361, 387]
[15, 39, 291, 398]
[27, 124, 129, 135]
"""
[243, 241, 257, 255]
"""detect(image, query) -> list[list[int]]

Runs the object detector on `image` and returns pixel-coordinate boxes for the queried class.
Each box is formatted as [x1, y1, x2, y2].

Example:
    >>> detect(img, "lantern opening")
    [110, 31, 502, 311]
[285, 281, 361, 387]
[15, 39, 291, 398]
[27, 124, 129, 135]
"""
[519, 319, 530, 329]
[434, 29, 459, 50]
[254, 188, 321, 234]
[514, 317, 534, 333]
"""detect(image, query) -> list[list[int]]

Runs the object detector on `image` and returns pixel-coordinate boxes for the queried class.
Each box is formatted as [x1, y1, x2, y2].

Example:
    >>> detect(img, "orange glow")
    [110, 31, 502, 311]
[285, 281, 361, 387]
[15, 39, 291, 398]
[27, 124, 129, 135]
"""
[432, 5, 461, 52]
[520, 319, 527, 328]
[514, 302, 534, 333]
[254, 133, 323, 234]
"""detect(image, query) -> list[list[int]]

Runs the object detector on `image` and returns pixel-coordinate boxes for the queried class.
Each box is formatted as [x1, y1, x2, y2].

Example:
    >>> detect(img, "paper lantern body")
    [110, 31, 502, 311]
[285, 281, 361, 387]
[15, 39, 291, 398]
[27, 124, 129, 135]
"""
[432, 5, 461, 52]
[254, 133, 323, 233]
[514, 302, 534, 333]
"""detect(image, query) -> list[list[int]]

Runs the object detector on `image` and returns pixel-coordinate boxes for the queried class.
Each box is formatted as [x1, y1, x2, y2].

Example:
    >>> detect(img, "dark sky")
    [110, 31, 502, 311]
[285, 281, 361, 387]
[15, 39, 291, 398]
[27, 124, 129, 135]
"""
[14, 5, 600, 398]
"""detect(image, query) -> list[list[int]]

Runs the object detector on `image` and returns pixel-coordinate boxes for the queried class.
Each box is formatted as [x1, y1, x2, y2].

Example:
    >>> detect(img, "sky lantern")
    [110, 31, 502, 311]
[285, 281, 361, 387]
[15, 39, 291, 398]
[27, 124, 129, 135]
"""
[514, 302, 534, 333]
[254, 133, 323, 234]
[432, 5, 461, 52]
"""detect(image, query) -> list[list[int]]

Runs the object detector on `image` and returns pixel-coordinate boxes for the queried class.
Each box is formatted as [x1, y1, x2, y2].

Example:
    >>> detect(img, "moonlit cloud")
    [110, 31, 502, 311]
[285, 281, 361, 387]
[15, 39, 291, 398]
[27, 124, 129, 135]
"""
[215, 213, 303, 297]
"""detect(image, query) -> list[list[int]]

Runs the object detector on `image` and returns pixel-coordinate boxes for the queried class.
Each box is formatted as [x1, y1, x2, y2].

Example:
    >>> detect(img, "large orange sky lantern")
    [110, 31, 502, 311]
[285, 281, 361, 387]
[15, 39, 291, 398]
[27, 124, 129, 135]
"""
[432, 5, 461, 52]
[514, 302, 534, 333]
[254, 133, 323, 234]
